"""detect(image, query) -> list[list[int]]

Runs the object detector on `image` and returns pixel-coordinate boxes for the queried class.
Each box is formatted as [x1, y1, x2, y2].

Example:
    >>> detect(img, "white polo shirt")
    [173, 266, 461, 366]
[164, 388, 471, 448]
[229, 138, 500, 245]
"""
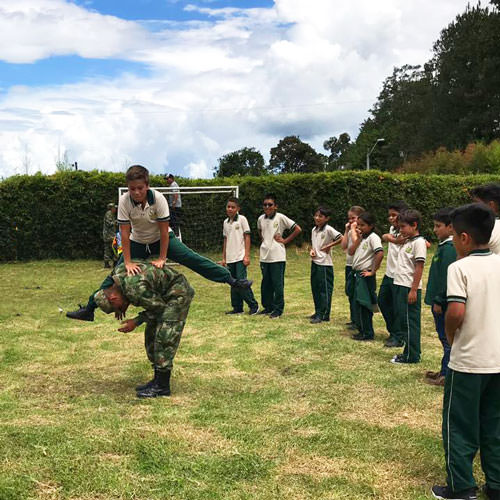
[385, 226, 401, 279]
[490, 218, 500, 254]
[447, 250, 500, 373]
[257, 212, 296, 263]
[393, 235, 427, 289]
[117, 189, 170, 244]
[311, 224, 342, 266]
[223, 214, 251, 264]
[168, 181, 182, 208]
[352, 232, 383, 271]
[345, 232, 354, 267]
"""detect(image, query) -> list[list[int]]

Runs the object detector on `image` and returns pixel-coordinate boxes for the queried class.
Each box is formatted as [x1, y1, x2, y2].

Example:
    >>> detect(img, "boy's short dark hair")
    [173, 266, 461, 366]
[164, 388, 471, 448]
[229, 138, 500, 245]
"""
[349, 205, 364, 215]
[358, 211, 376, 227]
[433, 207, 454, 226]
[166, 173, 175, 179]
[398, 209, 421, 227]
[470, 183, 500, 206]
[264, 193, 277, 204]
[388, 200, 409, 213]
[126, 165, 149, 184]
[315, 206, 331, 217]
[450, 203, 495, 245]
[227, 196, 240, 206]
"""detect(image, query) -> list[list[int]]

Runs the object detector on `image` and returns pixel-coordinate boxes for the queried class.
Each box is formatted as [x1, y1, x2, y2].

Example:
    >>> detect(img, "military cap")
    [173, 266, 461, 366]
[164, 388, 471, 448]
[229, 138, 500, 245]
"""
[107, 202, 117, 209]
[94, 289, 114, 314]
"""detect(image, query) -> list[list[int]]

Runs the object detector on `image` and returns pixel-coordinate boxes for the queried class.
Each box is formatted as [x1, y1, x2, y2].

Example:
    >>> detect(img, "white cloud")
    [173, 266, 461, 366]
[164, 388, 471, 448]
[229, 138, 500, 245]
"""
[0, 0, 472, 178]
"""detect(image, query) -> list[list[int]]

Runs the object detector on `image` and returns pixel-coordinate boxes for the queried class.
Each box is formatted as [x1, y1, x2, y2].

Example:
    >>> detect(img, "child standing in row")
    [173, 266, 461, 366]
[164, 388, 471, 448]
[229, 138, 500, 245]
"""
[379, 201, 408, 348]
[341, 206, 364, 329]
[391, 209, 427, 364]
[471, 183, 500, 254]
[257, 194, 302, 319]
[309, 207, 342, 324]
[222, 197, 259, 315]
[424, 208, 456, 386]
[348, 212, 384, 341]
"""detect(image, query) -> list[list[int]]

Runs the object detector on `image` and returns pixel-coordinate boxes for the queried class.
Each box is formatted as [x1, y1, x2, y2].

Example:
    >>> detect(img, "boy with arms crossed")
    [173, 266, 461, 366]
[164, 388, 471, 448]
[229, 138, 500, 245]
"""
[432, 203, 500, 500]
[257, 193, 301, 319]
[424, 208, 456, 387]
[391, 209, 426, 364]
[222, 197, 259, 315]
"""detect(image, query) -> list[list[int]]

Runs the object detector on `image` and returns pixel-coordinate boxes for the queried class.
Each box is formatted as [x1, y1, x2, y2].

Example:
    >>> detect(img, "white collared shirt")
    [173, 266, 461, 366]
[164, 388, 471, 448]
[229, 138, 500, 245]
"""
[223, 214, 251, 264]
[393, 235, 427, 289]
[311, 224, 342, 266]
[352, 232, 383, 271]
[257, 212, 296, 263]
[385, 226, 401, 279]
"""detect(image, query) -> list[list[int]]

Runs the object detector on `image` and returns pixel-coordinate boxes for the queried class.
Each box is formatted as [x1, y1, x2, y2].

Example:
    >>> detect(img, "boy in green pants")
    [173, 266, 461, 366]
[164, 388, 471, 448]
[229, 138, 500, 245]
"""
[67, 165, 250, 321]
[391, 209, 426, 364]
[432, 203, 500, 500]
[257, 193, 301, 319]
[222, 197, 259, 315]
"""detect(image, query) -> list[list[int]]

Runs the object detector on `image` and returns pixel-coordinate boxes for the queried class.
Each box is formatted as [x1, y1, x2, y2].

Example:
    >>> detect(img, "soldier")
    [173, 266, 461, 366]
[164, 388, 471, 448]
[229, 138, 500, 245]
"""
[94, 260, 194, 398]
[103, 203, 118, 268]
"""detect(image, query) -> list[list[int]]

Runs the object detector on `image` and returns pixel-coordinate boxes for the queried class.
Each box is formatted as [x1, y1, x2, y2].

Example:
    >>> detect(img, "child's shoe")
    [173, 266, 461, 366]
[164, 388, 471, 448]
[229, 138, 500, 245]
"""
[269, 312, 281, 319]
[426, 375, 445, 386]
[425, 370, 441, 379]
[225, 309, 243, 315]
[310, 316, 322, 324]
[431, 485, 477, 499]
[249, 306, 260, 315]
[66, 304, 95, 322]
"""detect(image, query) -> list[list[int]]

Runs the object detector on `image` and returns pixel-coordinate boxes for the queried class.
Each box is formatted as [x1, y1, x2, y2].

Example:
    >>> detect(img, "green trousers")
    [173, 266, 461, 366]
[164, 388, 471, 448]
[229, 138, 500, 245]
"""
[442, 370, 500, 492]
[227, 261, 258, 312]
[89, 234, 232, 309]
[378, 275, 396, 338]
[348, 271, 377, 339]
[310, 262, 334, 321]
[393, 285, 421, 363]
[345, 265, 355, 323]
[260, 261, 286, 315]
[103, 238, 115, 266]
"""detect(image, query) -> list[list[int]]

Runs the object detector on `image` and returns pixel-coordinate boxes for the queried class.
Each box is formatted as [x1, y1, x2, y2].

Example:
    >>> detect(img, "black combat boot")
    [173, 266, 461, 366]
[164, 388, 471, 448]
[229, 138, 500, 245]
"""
[135, 368, 157, 391]
[66, 304, 95, 322]
[136, 370, 171, 398]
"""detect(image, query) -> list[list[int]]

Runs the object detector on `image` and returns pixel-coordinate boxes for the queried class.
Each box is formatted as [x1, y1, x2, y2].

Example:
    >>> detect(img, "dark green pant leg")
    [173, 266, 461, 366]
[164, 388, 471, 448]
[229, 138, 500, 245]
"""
[354, 274, 375, 338]
[443, 370, 482, 492]
[393, 285, 421, 362]
[167, 234, 231, 283]
[311, 262, 333, 321]
[260, 262, 273, 312]
[228, 261, 258, 311]
[261, 262, 286, 315]
[345, 265, 355, 323]
[480, 373, 500, 490]
[378, 275, 395, 337]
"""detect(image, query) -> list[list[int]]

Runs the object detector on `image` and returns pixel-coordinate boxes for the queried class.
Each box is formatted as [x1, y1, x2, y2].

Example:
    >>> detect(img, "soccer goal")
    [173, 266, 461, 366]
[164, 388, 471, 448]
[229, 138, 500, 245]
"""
[118, 185, 239, 253]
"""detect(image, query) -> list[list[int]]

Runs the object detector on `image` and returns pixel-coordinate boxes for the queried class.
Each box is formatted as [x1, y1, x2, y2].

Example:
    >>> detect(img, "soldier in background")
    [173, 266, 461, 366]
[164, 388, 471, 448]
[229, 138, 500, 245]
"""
[94, 259, 194, 398]
[165, 174, 182, 236]
[103, 203, 117, 268]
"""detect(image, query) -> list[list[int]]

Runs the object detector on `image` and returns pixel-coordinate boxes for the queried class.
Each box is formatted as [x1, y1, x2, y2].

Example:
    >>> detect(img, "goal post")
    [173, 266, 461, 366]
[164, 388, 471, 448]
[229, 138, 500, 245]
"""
[118, 185, 239, 253]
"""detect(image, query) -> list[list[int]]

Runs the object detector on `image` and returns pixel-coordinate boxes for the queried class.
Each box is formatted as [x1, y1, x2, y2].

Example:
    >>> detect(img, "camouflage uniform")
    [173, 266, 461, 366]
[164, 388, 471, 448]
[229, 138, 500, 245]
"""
[97, 261, 194, 372]
[103, 205, 117, 267]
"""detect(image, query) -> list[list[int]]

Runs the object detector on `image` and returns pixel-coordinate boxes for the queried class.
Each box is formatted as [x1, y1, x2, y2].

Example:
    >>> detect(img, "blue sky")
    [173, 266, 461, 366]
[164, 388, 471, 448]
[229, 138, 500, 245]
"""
[0, 0, 471, 178]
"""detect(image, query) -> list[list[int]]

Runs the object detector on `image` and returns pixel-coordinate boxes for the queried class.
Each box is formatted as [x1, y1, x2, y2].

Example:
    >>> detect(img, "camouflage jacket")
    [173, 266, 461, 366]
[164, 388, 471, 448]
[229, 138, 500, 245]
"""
[112, 261, 194, 325]
[103, 210, 117, 239]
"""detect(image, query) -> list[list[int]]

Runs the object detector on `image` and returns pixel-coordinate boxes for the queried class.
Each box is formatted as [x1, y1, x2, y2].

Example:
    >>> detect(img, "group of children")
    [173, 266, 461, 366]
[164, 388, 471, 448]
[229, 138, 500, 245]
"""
[67, 166, 500, 500]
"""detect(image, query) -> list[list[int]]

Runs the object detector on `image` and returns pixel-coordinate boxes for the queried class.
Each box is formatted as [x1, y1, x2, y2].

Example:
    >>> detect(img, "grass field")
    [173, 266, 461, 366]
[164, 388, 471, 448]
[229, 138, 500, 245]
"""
[0, 248, 485, 499]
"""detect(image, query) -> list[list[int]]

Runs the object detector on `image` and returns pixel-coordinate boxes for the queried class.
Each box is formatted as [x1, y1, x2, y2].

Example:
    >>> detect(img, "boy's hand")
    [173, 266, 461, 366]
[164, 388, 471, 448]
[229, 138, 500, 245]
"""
[382, 233, 390, 242]
[320, 245, 331, 253]
[432, 304, 443, 315]
[345, 222, 350, 230]
[118, 319, 137, 333]
[274, 234, 285, 244]
[125, 262, 142, 276]
[243, 256, 250, 266]
[361, 270, 374, 277]
[221, 259, 226, 267]
[408, 289, 417, 304]
[310, 249, 316, 258]
[151, 258, 166, 269]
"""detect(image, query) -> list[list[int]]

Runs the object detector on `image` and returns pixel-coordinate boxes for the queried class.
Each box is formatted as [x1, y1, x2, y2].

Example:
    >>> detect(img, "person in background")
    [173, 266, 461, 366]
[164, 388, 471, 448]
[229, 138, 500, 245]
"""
[102, 203, 117, 268]
[165, 174, 182, 236]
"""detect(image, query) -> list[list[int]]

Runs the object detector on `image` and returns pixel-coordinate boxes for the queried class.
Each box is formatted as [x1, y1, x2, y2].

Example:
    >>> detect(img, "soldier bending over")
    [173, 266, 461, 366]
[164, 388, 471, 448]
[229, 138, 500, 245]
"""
[94, 260, 194, 398]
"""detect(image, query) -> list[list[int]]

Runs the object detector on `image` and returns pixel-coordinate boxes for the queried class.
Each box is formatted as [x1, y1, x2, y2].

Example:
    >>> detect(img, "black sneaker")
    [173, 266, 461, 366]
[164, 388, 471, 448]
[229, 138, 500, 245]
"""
[231, 279, 253, 289]
[309, 314, 317, 319]
[257, 309, 272, 315]
[269, 312, 281, 319]
[66, 304, 95, 322]
[484, 484, 500, 500]
[351, 333, 373, 341]
[431, 485, 477, 499]
[310, 316, 322, 324]
[391, 354, 419, 364]
[384, 338, 404, 348]
[249, 306, 260, 315]
[225, 310, 243, 315]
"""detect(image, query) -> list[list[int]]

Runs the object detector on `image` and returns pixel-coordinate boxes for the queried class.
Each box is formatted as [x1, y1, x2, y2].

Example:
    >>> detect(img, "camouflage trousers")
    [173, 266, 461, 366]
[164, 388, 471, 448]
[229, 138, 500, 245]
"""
[144, 281, 194, 372]
[103, 238, 115, 266]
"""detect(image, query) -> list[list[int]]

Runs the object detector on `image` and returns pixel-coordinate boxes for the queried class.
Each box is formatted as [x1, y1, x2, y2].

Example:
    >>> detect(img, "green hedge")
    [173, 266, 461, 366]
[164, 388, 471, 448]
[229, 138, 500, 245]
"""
[0, 170, 499, 261]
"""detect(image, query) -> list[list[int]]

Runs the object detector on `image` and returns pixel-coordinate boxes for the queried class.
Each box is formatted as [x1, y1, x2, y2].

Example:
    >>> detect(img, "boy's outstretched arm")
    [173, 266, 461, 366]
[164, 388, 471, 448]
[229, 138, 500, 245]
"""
[445, 302, 465, 345]
[151, 221, 170, 269]
[121, 224, 142, 276]
[243, 233, 251, 266]
[408, 261, 424, 304]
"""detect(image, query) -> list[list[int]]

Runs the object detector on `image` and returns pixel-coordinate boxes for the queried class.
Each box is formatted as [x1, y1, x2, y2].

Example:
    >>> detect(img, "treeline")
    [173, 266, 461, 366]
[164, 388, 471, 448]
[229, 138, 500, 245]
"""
[215, 1, 500, 176]
[1, 170, 499, 261]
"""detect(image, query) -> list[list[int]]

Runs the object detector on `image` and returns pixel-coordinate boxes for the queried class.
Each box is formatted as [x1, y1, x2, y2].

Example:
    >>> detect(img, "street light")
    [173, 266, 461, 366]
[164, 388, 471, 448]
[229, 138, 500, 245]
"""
[366, 138, 385, 170]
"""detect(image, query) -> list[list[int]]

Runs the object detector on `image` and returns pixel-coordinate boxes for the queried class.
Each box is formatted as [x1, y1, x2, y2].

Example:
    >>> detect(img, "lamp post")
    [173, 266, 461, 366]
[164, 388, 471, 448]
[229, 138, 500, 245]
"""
[366, 138, 385, 170]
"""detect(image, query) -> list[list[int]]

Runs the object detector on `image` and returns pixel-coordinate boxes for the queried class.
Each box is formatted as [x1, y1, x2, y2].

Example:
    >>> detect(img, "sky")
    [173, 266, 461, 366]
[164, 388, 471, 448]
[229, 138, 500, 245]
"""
[0, 0, 472, 179]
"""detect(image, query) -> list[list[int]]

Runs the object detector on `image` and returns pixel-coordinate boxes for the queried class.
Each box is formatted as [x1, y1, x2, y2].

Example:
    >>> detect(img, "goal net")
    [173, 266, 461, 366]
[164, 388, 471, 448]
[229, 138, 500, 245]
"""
[118, 185, 239, 253]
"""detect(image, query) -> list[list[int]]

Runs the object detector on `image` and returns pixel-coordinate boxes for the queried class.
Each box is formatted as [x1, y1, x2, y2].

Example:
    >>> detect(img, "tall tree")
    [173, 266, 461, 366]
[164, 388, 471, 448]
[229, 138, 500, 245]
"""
[213, 147, 268, 177]
[323, 133, 352, 170]
[269, 136, 326, 174]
